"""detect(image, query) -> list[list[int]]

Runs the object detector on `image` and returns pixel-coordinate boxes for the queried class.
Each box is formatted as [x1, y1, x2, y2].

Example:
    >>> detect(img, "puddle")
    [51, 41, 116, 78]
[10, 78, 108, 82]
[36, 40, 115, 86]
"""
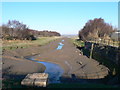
[27, 57, 64, 83]
[56, 42, 64, 50]
[56, 45, 63, 50]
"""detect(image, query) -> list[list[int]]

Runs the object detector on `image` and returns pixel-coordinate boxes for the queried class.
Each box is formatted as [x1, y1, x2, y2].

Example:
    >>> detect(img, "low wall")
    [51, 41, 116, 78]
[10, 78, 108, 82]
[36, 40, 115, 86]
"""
[84, 42, 120, 66]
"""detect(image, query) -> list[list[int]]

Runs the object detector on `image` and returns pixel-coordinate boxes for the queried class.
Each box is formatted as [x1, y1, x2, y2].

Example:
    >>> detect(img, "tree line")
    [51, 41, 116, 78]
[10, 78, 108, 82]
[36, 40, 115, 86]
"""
[79, 18, 117, 41]
[0, 20, 61, 40]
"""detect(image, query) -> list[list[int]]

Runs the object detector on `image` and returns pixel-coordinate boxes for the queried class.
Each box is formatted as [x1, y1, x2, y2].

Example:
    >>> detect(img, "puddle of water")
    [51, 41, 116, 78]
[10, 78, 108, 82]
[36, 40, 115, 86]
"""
[28, 58, 64, 83]
[56, 42, 64, 50]
[56, 45, 63, 50]
[59, 42, 64, 46]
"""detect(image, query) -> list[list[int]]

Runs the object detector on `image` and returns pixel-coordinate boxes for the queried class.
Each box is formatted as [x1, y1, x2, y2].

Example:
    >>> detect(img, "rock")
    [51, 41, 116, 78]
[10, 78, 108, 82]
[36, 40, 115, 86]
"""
[21, 78, 34, 86]
[34, 79, 48, 87]
[21, 73, 48, 87]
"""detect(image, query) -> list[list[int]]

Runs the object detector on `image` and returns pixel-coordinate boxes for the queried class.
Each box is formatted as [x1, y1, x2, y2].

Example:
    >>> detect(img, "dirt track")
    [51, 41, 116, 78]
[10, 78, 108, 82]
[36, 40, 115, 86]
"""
[2, 37, 108, 79]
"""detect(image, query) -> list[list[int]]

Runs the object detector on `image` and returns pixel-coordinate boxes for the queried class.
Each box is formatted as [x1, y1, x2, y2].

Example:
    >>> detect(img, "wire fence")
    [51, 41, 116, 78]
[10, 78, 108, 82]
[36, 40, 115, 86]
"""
[88, 39, 120, 48]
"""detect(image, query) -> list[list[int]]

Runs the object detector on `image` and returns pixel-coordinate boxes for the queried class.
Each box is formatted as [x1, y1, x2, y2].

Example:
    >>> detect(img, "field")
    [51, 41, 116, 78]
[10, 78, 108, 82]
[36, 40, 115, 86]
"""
[2, 37, 60, 50]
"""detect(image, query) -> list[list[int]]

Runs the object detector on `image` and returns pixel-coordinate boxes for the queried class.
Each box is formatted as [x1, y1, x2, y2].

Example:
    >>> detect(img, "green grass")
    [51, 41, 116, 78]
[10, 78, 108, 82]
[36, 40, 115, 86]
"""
[71, 38, 85, 47]
[2, 36, 60, 50]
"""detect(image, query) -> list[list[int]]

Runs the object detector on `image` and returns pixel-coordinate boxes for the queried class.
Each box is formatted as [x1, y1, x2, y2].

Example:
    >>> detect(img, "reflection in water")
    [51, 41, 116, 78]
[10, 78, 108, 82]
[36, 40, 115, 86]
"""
[28, 58, 64, 83]
[38, 61, 64, 83]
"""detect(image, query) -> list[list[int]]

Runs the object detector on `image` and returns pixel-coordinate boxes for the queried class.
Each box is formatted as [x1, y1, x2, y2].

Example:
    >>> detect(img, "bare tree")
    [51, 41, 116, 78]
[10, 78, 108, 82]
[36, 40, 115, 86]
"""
[2, 20, 31, 40]
[2, 20, 61, 40]
[79, 18, 115, 41]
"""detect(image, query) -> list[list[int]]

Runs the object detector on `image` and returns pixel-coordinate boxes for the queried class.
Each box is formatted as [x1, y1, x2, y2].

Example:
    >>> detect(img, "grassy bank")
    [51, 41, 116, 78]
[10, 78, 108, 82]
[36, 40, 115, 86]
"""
[2, 36, 60, 50]
[71, 38, 85, 47]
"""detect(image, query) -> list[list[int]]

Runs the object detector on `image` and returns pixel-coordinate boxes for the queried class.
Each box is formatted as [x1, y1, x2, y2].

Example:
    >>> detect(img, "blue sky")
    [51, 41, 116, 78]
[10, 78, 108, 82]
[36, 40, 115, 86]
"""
[2, 2, 118, 35]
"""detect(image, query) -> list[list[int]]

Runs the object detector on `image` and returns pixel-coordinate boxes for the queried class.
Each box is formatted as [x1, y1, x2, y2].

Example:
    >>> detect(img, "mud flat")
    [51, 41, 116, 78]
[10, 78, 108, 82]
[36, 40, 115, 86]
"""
[2, 37, 109, 88]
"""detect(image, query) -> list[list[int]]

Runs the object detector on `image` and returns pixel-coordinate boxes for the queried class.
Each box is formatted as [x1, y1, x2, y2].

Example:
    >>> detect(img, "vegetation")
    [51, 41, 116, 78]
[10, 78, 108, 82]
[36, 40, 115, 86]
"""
[29, 29, 61, 37]
[70, 36, 84, 47]
[1, 20, 32, 40]
[77, 18, 119, 75]
[2, 37, 60, 50]
[79, 18, 117, 41]
[73, 39, 85, 47]
[1, 20, 61, 40]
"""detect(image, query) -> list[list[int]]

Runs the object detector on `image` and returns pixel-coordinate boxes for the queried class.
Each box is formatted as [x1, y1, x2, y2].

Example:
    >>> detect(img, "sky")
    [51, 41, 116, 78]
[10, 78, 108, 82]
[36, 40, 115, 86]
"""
[1, 0, 120, 2]
[2, 2, 118, 35]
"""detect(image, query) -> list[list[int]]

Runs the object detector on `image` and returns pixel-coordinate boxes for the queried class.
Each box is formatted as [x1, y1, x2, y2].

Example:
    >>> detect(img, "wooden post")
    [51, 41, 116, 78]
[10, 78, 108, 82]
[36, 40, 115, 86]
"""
[113, 41, 114, 46]
[95, 39, 96, 43]
[118, 41, 120, 47]
[104, 39, 105, 45]
[108, 39, 110, 46]
[90, 43, 94, 59]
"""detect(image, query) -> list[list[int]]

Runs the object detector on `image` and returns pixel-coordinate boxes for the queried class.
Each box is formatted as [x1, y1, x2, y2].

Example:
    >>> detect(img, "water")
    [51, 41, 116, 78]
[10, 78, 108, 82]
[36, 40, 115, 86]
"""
[28, 58, 64, 83]
[56, 42, 64, 50]
[40, 61, 64, 83]
[25, 57, 105, 85]
[56, 45, 63, 50]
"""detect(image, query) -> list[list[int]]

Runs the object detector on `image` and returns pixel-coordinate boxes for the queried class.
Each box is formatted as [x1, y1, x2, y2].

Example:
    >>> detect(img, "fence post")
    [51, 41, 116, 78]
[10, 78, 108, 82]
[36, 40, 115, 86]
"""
[90, 43, 94, 59]
[113, 41, 114, 46]
[108, 39, 110, 46]
[119, 41, 120, 47]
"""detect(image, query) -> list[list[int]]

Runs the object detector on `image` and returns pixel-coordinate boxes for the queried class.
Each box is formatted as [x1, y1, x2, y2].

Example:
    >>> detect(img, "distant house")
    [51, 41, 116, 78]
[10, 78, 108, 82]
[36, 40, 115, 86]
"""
[110, 31, 120, 41]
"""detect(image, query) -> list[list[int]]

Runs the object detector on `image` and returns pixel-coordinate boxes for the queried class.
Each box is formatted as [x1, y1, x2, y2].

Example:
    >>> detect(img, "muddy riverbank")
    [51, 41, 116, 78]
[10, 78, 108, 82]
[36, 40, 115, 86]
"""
[2, 37, 110, 88]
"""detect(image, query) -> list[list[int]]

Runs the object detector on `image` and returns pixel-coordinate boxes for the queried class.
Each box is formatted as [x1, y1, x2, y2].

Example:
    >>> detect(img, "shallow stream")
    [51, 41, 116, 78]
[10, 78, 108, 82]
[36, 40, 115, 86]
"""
[27, 57, 64, 83]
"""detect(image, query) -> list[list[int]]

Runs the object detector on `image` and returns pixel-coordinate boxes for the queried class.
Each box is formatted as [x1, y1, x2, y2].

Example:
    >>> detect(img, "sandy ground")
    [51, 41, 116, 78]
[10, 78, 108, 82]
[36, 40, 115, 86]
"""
[2, 37, 108, 79]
